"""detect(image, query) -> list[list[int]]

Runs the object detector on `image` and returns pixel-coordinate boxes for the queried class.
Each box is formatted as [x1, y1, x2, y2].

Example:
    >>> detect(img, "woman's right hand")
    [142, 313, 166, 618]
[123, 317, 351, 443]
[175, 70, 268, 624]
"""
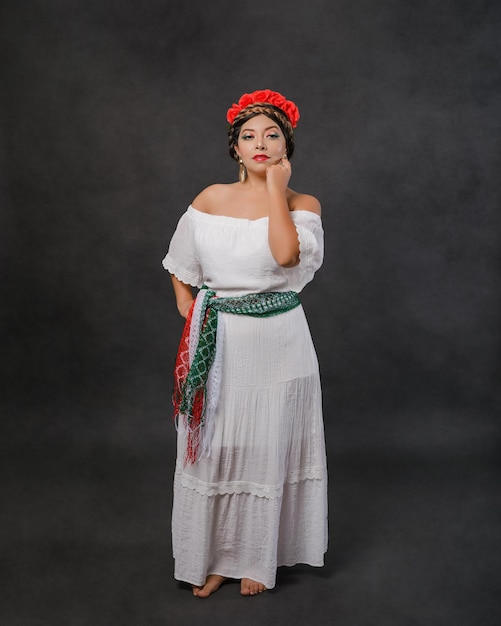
[177, 299, 194, 319]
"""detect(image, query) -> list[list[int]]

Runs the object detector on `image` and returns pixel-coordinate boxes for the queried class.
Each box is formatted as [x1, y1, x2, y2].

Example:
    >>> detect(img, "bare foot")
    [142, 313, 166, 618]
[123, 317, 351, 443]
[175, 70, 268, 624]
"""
[240, 578, 266, 596]
[192, 575, 226, 598]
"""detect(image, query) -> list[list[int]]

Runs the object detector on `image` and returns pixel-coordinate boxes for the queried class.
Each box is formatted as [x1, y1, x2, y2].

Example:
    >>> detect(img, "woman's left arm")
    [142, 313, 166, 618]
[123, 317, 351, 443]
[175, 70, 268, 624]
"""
[266, 158, 300, 267]
[266, 158, 320, 267]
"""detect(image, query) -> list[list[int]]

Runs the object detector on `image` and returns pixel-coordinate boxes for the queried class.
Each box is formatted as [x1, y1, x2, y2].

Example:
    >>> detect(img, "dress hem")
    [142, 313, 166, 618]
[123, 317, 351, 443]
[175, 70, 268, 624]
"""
[174, 557, 327, 590]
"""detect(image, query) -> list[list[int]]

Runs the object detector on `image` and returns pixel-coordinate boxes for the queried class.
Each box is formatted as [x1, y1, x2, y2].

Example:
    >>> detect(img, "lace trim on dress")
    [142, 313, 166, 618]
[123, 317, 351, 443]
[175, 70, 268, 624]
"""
[162, 255, 202, 288]
[177, 465, 327, 499]
[294, 223, 317, 286]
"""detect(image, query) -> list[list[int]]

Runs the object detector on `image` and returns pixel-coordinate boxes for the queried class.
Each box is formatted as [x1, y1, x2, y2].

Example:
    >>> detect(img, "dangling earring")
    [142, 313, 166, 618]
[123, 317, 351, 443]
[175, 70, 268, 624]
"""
[238, 157, 247, 183]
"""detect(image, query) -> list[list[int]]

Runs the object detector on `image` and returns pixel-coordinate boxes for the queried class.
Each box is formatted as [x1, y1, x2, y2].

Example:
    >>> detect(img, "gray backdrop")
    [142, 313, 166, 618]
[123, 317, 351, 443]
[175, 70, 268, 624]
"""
[1, 1, 500, 625]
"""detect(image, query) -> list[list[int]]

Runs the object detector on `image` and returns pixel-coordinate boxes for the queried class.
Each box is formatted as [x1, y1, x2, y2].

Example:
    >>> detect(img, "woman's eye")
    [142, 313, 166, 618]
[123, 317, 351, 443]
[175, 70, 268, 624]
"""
[267, 133, 280, 139]
[242, 134, 254, 140]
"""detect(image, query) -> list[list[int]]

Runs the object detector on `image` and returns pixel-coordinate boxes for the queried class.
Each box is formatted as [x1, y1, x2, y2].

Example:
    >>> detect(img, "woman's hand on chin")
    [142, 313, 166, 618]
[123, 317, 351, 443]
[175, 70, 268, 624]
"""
[265, 155, 291, 194]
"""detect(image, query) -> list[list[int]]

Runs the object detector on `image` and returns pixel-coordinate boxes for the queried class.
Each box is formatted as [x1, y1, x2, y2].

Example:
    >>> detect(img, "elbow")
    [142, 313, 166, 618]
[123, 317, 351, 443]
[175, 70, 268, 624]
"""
[274, 253, 300, 268]
[269, 236, 301, 267]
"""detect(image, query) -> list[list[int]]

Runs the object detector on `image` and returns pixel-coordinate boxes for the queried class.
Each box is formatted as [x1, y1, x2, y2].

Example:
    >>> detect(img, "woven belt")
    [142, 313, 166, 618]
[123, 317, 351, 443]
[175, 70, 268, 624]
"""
[173, 288, 301, 463]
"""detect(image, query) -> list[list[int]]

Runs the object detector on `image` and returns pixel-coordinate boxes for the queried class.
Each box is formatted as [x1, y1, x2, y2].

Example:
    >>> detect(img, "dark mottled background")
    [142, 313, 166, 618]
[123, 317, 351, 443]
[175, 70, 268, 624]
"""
[1, 1, 500, 625]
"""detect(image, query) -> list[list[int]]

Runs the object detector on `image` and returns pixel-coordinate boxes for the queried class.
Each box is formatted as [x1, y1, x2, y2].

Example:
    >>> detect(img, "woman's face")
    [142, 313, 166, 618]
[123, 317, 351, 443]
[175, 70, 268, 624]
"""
[235, 114, 287, 173]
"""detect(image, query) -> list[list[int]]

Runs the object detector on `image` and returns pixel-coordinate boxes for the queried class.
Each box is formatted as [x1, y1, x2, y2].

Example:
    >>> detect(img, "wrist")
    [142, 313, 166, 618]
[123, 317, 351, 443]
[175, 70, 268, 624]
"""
[267, 185, 288, 200]
[177, 299, 194, 318]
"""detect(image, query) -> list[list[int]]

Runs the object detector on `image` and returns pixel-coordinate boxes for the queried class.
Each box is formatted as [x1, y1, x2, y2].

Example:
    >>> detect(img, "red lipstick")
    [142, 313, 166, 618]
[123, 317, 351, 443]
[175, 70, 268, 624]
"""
[253, 155, 270, 162]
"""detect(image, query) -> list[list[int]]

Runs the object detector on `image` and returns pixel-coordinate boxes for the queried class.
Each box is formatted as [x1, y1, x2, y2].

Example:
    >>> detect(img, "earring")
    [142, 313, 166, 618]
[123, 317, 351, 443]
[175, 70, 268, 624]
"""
[238, 158, 247, 183]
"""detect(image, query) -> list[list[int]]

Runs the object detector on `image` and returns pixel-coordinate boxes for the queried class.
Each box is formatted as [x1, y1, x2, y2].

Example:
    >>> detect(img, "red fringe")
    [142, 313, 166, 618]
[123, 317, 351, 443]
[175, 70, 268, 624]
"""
[172, 299, 206, 464]
[173, 301, 195, 417]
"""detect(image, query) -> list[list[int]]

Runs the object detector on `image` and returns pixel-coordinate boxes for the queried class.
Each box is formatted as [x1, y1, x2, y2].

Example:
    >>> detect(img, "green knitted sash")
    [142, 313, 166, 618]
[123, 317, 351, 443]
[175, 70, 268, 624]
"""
[179, 289, 301, 420]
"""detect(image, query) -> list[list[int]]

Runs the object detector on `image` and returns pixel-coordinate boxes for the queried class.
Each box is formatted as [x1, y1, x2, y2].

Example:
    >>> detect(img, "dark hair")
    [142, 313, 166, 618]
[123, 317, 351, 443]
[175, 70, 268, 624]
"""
[228, 104, 295, 161]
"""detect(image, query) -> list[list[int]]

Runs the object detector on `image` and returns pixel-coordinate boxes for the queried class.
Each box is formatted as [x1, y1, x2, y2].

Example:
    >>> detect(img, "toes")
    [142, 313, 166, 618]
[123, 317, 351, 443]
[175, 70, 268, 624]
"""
[193, 575, 226, 598]
[241, 578, 266, 596]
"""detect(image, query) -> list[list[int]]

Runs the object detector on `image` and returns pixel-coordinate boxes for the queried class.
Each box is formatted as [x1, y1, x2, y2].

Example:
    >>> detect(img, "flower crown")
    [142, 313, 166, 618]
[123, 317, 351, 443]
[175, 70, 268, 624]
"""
[226, 89, 300, 128]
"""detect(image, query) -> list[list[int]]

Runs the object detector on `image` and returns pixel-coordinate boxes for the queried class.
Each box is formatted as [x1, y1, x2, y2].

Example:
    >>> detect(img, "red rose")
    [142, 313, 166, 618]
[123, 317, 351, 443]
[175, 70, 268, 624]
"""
[226, 89, 300, 127]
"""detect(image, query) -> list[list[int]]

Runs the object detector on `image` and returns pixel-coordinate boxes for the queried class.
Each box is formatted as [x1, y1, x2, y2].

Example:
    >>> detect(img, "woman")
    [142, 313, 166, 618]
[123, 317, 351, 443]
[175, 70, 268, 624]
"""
[162, 89, 328, 598]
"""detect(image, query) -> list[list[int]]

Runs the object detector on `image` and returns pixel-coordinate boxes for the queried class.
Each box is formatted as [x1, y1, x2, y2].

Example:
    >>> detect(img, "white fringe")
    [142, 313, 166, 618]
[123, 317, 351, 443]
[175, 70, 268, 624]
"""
[180, 289, 223, 462]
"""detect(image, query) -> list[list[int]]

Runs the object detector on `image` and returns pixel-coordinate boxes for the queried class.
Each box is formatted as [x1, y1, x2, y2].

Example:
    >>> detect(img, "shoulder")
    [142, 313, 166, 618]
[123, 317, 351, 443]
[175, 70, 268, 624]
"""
[192, 183, 238, 214]
[287, 190, 322, 216]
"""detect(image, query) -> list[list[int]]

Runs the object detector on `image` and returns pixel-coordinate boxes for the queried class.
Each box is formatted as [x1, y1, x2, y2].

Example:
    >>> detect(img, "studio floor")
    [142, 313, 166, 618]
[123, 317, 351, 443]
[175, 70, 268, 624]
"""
[2, 407, 499, 626]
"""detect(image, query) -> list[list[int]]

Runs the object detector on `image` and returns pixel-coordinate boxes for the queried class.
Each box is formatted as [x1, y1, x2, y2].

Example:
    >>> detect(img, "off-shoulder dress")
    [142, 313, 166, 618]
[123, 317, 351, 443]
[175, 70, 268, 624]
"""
[162, 205, 328, 590]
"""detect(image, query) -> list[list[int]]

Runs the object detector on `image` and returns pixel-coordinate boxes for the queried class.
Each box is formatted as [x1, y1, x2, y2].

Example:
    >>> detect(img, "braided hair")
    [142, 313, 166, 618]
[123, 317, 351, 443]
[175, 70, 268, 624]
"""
[228, 104, 295, 162]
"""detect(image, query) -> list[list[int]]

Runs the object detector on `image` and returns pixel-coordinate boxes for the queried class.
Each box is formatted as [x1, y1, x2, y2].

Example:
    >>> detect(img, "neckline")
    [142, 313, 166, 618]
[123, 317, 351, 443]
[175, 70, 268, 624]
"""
[187, 204, 319, 223]
[188, 205, 268, 222]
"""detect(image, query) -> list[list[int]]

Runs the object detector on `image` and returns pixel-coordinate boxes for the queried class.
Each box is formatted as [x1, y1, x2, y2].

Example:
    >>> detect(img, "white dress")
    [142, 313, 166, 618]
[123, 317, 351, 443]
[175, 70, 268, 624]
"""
[162, 205, 328, 590]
